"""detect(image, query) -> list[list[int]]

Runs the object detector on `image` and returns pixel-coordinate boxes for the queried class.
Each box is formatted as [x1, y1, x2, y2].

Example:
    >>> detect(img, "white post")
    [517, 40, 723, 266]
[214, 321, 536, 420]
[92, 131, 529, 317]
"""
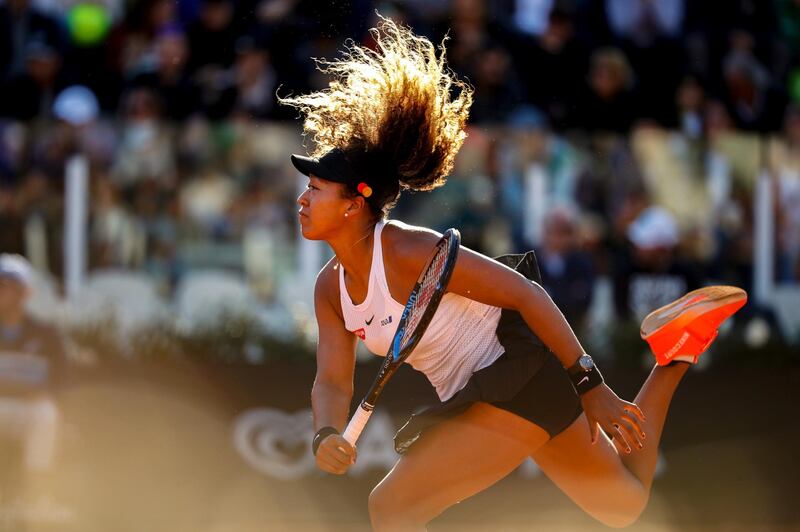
[523, 162, 547, 247]
[753, 170, 774, 305]
[64, 154, 89, 301]
[706, 151, 731, 212]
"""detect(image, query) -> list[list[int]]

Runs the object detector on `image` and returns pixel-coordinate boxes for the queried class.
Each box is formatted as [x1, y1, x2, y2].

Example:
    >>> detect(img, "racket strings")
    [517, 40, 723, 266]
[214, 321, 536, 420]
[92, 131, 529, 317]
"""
[400, 241, 452, 347]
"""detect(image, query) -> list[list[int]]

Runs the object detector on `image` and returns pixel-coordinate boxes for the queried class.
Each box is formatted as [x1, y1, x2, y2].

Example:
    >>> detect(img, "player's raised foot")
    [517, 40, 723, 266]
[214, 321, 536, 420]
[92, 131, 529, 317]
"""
[640, 286, 748, 366]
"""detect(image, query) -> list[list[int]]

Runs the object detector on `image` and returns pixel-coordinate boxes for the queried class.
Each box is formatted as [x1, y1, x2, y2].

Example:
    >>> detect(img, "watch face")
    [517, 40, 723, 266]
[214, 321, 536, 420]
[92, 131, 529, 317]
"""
[579, 354, 594, 371]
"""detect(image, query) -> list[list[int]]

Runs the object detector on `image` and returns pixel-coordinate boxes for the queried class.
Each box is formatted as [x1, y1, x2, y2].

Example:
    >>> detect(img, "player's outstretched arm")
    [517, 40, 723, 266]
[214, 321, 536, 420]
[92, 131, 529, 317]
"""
[386, 223, 645, 449]
[385, 223, 585, 368]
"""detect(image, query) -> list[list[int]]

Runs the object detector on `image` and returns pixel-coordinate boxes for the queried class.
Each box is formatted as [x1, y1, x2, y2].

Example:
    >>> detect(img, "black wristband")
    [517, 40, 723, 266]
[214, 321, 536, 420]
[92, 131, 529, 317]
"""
[567, 363, 604, 395]
[312, 426, 340, 456]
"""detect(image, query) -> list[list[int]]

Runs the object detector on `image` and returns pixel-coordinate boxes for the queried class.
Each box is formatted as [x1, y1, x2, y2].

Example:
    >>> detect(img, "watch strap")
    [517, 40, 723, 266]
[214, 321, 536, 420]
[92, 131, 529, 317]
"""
[567, 356, 604, 395]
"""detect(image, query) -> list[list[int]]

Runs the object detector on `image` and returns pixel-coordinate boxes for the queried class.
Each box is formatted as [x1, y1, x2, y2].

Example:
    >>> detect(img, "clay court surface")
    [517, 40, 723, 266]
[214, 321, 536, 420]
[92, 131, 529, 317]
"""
[2, 362, 798, 532]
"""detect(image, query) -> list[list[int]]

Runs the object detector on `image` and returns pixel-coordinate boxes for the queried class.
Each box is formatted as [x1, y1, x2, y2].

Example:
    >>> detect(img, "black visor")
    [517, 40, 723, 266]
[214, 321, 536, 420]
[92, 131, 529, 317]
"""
[290, 148, 360, 186]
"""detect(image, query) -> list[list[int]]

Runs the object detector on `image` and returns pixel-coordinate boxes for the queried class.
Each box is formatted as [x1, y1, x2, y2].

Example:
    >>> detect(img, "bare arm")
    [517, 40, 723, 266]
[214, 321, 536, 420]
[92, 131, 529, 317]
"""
[387, 224, 584, 368]
[447, 246, 585, 368]
[311, 261, 356, 430]
[386, 223, 646, 449]
[311, 261, 359, 474]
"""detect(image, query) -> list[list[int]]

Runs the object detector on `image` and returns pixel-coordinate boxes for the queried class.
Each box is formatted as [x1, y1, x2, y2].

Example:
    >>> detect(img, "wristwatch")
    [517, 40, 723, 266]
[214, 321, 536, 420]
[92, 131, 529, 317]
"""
[567, 354, 603, 395]
[573, 354, 595, 372]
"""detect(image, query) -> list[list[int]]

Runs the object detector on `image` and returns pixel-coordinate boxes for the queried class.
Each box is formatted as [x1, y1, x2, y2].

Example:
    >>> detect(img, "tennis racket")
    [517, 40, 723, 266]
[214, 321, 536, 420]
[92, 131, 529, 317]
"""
[342, 228, 461, 445]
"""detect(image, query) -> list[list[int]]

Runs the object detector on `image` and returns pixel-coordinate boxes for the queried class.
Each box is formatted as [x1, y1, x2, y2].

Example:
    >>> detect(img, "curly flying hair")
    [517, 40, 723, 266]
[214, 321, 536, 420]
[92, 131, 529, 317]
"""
[280, 17, 473, 213]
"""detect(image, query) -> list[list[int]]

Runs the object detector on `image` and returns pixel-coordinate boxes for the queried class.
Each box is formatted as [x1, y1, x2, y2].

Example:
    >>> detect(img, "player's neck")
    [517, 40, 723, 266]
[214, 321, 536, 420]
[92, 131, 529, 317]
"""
[329, 222, 376, 281]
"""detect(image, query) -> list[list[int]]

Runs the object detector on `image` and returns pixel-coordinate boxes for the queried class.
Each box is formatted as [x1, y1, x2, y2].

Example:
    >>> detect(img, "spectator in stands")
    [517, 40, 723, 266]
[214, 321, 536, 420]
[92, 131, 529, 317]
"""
[111, 86, 176, 189]
[187, 0, 239, 119]
[704, 99, 735, 138]
[708, 185, 754, 292]
[574, 135, 646, 226]
[673, 74, 706, 138]
[107, 0, 179, 79]
[769, 105, 800, 282]
[0, 40, 70, 122]
[435, 0, 508, 82]
[0, 121, 26, 185]
[0, 185, 25, 255]
[128, 25, 201, 122]
[721, 34, 788, 132]
[229, 35, 281, 120]
[604, 0, 685, 43]
[612, 205, 702, 321]
[498, 107, 546, 250]
[776, 0, 800, 58]
[511, 0, 554, 37]
[469, 44, 525, 124]
[499, 105, 583, 249]
[0, 0, 66, 81]
[536, 206, 595, 332]
[133, 179, 179, 276]
[0, 254, 66, 480]
[711, 0, 778, 56]
[519, 8, 587, 130]
[574, 47, 638, 134]
[179, 167, 238, 238]
[602, 0, 685, 125]
[246, 0, 338, 96]
[90, 172, 145, 269]
[51, 85, 117, 170]
[30, 85, 110, 182]
[14, 167, 63, 275]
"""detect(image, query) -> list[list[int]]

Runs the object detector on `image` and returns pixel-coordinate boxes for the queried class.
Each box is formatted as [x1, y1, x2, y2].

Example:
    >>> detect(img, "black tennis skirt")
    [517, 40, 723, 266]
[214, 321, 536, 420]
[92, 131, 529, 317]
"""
[394, 251, 584, 454]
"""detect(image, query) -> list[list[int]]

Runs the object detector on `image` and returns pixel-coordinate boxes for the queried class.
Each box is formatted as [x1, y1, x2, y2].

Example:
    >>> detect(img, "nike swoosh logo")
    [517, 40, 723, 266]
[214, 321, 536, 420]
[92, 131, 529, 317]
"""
[578, 376, 589, 386]
[365, 315, 374, 326]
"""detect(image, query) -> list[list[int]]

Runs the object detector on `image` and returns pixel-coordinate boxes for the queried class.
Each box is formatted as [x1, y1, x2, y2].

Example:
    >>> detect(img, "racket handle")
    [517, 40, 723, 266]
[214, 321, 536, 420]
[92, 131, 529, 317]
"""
[342, 404, 373, 445]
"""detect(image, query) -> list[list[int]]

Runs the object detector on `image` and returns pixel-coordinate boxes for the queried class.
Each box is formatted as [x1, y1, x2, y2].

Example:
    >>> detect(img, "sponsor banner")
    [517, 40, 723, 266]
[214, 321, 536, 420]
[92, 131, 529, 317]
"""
[231, 406, 549, 480]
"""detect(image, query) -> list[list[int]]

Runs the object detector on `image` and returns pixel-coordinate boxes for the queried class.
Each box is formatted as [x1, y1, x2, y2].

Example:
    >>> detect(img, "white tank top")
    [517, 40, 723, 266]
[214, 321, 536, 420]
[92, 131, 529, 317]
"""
[338, 221, 506, 401]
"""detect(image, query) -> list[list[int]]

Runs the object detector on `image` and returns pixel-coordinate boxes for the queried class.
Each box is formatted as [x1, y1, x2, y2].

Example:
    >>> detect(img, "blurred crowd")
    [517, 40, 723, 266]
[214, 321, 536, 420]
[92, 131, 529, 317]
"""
[1, 0, 799, 337]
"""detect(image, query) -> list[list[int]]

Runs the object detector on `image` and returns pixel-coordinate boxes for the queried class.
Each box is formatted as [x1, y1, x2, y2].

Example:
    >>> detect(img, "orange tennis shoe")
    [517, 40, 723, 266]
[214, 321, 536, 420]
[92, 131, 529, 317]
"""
[640, 286, 748, 366]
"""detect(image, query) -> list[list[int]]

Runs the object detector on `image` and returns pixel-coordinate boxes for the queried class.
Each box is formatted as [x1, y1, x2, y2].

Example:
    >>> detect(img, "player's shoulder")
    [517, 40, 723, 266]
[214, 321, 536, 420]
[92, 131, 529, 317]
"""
[315, 258, 347, 322]
[382, 220, 441, 262]
[315, 256, 340, 296]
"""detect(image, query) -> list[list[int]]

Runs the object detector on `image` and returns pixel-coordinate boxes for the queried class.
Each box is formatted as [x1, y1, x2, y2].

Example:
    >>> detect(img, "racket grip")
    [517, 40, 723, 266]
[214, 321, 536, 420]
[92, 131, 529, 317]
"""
[342, 404, 373, 445]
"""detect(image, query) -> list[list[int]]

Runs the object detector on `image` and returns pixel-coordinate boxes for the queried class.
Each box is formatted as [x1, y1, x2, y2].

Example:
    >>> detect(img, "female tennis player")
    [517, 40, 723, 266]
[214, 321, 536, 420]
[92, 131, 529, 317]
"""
[283, 19, 746, 530]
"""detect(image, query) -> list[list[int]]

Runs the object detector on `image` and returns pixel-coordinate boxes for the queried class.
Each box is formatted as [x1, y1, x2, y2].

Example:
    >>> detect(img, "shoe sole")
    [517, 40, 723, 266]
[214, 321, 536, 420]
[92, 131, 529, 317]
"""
[640, 285, 747, 339]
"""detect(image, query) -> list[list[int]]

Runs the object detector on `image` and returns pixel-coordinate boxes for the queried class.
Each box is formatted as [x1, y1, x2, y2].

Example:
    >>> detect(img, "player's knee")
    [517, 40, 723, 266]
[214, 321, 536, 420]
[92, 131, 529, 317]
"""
[595, 513, 638, 529]
[368, 484, 426, 529]
[591, 494, 648, 528]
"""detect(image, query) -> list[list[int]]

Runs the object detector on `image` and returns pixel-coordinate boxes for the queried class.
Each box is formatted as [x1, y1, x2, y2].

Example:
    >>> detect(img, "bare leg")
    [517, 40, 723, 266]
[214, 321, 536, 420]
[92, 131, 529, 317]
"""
[615, 362, 689, 491]
[369, 402, 550, 531]
[533, 362, 691, 527]
[368, 364, 693, 530]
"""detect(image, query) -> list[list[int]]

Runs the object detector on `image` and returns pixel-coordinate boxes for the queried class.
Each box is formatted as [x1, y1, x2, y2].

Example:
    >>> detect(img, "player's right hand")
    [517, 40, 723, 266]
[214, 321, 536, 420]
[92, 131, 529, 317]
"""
[315, 434, 356, 475]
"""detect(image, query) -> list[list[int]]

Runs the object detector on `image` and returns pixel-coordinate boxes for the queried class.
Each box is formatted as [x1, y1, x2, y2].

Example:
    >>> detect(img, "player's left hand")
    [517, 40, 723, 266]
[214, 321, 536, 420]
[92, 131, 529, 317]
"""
[580, 384, 646, 454]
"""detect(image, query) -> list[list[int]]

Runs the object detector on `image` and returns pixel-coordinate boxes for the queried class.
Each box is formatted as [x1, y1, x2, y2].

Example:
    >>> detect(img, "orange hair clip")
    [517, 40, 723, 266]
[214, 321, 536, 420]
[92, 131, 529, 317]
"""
[357, 182, 373, 198]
